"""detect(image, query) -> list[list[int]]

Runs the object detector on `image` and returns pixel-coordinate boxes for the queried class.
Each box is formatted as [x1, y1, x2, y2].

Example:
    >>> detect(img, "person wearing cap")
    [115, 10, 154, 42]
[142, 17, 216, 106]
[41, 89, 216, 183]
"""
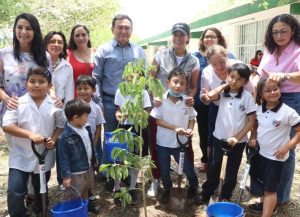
[147, 22, 199, 198]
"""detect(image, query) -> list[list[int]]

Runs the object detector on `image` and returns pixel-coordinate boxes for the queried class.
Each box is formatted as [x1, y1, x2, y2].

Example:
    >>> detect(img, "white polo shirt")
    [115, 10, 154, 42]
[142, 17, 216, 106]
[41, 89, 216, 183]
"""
[150, 94, 197, 148]
[87, 99, 105, 138]
[257, 102, 300, 161]
[2, 93, 65, 173]
[114, 89, 151, 125]
[213, 89, 256, 142]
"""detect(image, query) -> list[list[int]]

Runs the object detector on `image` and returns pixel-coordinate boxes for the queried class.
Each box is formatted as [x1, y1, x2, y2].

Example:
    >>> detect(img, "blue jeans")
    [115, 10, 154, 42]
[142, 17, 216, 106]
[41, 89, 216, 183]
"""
[102, 94, 118, 165]
[157, 145, 198, 191]
[277, 92, 300, 203]
[7, 168, 51, 217]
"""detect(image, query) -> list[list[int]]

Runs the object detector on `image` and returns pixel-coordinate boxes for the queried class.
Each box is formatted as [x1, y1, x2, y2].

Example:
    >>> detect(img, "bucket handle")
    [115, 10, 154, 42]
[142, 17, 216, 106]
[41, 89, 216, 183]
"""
[64, 185, 85, 205]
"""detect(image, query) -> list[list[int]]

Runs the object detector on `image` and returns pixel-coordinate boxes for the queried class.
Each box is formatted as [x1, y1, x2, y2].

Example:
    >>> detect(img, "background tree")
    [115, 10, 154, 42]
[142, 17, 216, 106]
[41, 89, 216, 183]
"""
[0, 0, 122, 48]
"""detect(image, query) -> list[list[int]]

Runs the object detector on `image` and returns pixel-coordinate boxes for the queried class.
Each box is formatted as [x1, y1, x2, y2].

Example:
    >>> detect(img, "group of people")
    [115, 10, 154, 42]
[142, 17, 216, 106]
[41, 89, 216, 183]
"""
[1, 11, 300, 217]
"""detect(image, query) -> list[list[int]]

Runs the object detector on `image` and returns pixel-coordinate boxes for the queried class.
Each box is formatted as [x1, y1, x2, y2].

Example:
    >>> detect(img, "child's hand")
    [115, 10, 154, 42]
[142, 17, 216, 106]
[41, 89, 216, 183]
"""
[274, 145, 289, 159]
[45, 138, 55, 149]
[186, 128, 193, 137]
[175, 127, 186, 135]
[185, 97, 194, 106]
[115, 111, 123, 122]
[63, 177, 71, 188]
[227, 137, 238, 146]
[201, 88, 211, 103]
[93, 160, 99, 172]
[153, 97, 162, 107]
[28, 133, 45, 144]
[248, 138, 257, 148]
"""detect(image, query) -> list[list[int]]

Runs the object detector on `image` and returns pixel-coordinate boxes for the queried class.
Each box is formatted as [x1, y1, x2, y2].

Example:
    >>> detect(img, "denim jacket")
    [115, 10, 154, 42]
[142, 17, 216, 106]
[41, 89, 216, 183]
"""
[58, 123, 96, 178]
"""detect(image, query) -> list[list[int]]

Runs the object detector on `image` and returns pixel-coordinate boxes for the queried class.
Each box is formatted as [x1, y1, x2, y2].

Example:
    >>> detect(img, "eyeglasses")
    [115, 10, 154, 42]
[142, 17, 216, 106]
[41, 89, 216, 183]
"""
[49, 39, 64, 45]
[272, 29, 290, 37]
[262, 86, 279, 94]
[204, 35, 217, 39]
[115, 26, 132, 31]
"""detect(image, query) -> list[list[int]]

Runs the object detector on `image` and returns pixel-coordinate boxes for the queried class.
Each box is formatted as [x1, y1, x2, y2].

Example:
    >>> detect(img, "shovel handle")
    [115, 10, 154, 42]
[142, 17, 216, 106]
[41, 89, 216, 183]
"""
[220, 155, 228, 180]
[31, 140, 48, 164]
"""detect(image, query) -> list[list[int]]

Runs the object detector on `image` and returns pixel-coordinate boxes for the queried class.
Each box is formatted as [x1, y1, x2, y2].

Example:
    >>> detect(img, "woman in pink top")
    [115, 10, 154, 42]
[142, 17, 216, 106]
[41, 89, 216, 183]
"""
[249, 14, 300, 212]
[68, 24, 94, 97]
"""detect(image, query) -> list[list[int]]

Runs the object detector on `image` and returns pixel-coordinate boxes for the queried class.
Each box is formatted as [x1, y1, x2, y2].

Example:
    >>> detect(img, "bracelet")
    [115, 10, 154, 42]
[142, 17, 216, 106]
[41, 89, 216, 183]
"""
[283, 74, 290, 82]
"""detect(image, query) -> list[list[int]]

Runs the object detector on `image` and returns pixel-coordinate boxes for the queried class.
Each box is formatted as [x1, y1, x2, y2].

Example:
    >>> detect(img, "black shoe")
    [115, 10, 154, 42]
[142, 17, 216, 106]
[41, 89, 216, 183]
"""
[114, 190, 122, 206]
[194, 192, 209, 205]
[248, 202, 277, 214]
[105, 177, 114, 192]
[160, 190, 170, 204]
[128, 189, 138, 205]
[88, 195, 100, 214]
[187, 186, 197, 199]
[248, 202, 263, 213]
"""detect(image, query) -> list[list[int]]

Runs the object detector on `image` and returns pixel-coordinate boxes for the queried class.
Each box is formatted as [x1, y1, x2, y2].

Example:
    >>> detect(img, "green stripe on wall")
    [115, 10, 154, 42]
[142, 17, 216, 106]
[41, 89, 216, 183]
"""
[138, 0, 300, 45]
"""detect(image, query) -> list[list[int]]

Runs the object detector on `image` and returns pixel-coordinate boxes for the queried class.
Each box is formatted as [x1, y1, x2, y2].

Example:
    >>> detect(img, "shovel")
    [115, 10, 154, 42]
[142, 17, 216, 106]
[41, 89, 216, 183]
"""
[237, 145, 259, 203]
[32, 139, 48, 217]
[169, 134, 190, 211]
[209, 139, 232, 204]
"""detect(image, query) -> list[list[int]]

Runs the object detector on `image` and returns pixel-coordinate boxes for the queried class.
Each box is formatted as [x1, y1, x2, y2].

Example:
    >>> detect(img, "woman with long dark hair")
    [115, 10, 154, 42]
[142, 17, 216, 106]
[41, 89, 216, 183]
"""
[248, 14, 300, 215]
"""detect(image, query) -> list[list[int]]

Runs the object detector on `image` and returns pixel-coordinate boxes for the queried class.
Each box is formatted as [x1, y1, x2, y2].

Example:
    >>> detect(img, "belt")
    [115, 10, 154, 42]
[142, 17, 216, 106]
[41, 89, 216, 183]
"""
[102, 91, 115, 98]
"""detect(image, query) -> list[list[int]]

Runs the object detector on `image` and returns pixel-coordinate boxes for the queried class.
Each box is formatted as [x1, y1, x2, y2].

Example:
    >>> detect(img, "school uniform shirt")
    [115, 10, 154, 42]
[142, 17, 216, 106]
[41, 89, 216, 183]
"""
[87, 99, 105, 138]
[213, 88, 256, 143]
[2, 93, 65, 173]
[67, 122, 92, 169]
[257, 102, 300, 161]
[150, 93, 197, 148]
[114, 89, 151, 125]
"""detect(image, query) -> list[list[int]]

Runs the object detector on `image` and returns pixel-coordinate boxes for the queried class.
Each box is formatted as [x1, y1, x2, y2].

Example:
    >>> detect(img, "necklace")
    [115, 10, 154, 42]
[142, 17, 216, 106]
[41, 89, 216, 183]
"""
[52, 59, 61, 71]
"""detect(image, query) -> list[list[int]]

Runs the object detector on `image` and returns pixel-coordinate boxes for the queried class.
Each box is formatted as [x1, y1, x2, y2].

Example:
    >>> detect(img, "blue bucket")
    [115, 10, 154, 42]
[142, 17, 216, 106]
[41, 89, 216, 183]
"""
[51, 199, 88, 217]
[206, 202, 243, 217]
[105, 132, 128, 162]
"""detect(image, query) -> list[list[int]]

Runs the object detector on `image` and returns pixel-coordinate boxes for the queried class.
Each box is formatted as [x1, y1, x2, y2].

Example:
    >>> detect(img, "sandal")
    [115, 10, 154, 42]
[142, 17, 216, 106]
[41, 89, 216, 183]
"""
[199, 163, 208, 173]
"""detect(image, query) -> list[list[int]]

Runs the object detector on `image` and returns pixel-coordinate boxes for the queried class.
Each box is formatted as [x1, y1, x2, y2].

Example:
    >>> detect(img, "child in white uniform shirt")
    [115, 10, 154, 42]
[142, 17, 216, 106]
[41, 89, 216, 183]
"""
[150, 67, 199, 204]
[248, 78, 300, 217]
[114, 85, 152, 205]
[195, 63, 256, 205]
[2, 66, 65, 217]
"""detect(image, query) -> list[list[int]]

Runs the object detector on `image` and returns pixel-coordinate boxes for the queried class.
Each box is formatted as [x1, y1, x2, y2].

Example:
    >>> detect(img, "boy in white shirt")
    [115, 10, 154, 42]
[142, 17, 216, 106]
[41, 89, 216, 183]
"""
[150, 67, 199, 204]
[3, 66, 65, 217]
[113, 85, 152, 205]
[75, 75, 105, 213]
[195, 63, 256, 205]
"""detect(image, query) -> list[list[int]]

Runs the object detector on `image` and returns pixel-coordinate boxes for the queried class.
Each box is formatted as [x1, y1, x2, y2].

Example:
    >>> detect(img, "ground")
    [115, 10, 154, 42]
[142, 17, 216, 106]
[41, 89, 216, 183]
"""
[0, 126, 299, 217]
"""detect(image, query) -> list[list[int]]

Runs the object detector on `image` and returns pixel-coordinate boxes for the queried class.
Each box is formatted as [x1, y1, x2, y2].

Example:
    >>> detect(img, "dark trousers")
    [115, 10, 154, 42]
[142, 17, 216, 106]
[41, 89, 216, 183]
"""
[149, 117, 195, 179]
[157, 145, 198, 191]
[7, 168, 51, 217]
[194, 101, 209, 163]
[202, 136, 246, 199]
